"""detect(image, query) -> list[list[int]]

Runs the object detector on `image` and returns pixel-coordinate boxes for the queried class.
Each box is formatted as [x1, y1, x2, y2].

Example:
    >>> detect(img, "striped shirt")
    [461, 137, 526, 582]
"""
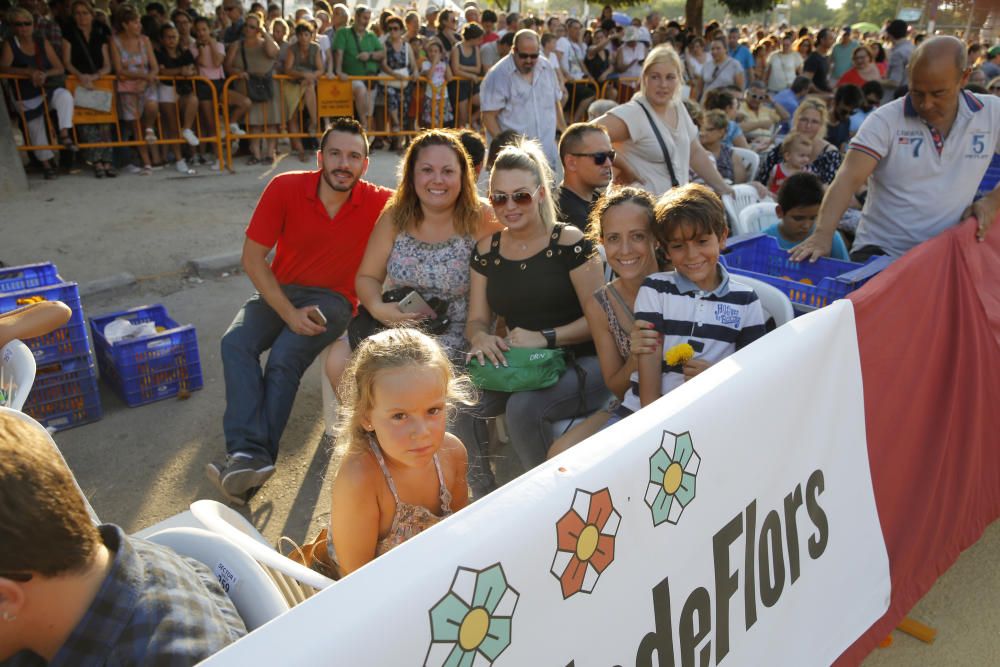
[620, 265, 766, 415]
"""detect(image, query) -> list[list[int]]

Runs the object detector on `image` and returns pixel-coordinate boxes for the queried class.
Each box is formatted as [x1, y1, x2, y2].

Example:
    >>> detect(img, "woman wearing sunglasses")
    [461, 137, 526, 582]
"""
[455, 138, 610, 498]
[595, 45, 733, 199]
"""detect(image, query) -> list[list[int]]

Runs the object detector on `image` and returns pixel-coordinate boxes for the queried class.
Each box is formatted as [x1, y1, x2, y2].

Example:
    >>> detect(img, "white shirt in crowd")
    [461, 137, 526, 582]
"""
[849, 91, 1000, 257]
[618, 42, 647, 80]
[766, 51, 802, 92]
[480, 53, 563, 167]
[556, 36, 587, 80]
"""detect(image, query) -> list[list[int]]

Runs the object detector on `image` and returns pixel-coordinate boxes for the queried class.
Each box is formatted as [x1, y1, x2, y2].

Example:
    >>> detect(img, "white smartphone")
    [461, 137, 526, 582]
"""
[307, 306, 327, 326]
[397, 291, 436, 318]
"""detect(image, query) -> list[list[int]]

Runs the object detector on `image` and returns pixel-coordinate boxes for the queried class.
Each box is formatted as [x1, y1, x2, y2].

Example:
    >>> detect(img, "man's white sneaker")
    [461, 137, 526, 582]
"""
[228, 123, 246, 137]
[182, 128, 200, 146]
[175, 159, 196, 175]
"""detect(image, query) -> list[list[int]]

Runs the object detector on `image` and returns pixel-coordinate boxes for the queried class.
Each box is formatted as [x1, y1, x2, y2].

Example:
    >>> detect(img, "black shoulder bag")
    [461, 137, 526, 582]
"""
[241, 41, 273, 102]
[636, 99, 680, 189]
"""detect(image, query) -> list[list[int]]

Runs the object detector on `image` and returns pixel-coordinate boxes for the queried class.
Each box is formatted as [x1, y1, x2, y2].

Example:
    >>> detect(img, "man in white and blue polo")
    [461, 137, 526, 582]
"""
[792, 36, 1000, 262]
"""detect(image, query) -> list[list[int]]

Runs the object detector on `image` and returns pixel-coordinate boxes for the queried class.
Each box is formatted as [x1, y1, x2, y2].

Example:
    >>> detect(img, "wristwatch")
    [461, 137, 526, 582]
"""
[542, 328, 557, 349]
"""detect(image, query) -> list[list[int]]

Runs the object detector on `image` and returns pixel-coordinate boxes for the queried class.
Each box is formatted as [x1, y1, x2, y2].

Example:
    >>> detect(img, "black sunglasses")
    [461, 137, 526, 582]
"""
[13, 21, 33, 27]
[490, 186, 541, 207]
[0, 571, 32, 582]
[571, 150, 616, 165]
[515, 51, 539, 60]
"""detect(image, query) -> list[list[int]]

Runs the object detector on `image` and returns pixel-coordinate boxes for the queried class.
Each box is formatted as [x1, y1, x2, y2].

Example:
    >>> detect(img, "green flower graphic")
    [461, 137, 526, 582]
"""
[425, 563, 519, 667]
[645, 430, 700, 526]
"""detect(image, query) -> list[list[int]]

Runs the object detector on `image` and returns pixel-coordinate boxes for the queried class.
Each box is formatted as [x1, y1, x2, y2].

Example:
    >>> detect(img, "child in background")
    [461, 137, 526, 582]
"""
[767, 131, 812, 193]
[421, 39, 453, 126]
[541, 33, 565, 88]
[325, 327, 471, 578]
[620, 184, 767, 416]
[764, 172, 851, 260]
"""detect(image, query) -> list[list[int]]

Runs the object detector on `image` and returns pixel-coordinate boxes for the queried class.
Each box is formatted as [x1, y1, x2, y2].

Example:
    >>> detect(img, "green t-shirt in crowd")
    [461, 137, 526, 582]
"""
[332, 26, 383, 76]
[830, 40, 859, 81]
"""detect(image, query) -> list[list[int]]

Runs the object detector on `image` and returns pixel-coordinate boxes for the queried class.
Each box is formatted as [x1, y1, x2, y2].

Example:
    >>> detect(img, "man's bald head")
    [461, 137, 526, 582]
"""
[910, 35, 967, 79]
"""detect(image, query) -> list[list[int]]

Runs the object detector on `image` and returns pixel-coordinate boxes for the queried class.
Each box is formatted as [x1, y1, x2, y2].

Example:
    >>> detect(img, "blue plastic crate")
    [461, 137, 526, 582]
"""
[23, 367, 102, 432]
[0, 282, 93, 364]
[721, 234, 891, 312]
[90, 304, 203, 407]
[25, 355, 98, 406]
[0, 263, 62, 294]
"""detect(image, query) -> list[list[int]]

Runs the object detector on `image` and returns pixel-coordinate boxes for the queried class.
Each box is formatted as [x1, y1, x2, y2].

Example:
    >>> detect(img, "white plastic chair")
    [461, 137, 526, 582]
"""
[190, 499, 335, 607]
[735, 202, 780, 236]
[0, 406, 101, 525]
[730, 147, 760, 185]
[145, 526, 290, 631]
[721, 184, 762, 231]
[734, 275, 795, 328]
[0, 340, 36, 411]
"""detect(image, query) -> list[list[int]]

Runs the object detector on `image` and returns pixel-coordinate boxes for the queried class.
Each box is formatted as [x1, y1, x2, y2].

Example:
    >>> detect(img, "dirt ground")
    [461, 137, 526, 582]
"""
[3, 150, 997, 665]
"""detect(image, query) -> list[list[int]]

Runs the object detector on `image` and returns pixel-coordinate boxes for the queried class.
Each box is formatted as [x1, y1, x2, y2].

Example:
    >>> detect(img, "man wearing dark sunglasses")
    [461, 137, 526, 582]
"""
[0, 412, 247, 665]
[556, 122, 614, 231]
[481, 29, 567, 168]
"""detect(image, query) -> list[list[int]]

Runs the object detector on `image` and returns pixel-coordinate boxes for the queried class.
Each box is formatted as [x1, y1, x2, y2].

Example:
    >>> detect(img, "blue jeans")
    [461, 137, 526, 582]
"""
[452, 355, 610, 494]
[221, 285, 352, 462]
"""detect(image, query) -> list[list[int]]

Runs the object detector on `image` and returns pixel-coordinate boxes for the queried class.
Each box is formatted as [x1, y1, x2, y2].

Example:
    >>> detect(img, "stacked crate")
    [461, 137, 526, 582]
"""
[90, 304, 203, 407]
[0, 263, 103, 430]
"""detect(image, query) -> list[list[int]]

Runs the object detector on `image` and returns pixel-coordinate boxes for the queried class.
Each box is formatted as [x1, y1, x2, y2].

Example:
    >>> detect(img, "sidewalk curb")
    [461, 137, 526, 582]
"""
[80, 272, 137, 296]
[188, 251, 243, 275]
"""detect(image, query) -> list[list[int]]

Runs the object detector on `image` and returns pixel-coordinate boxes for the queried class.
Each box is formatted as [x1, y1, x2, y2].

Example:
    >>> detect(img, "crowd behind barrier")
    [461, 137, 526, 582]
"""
[1, 72, 224, 164]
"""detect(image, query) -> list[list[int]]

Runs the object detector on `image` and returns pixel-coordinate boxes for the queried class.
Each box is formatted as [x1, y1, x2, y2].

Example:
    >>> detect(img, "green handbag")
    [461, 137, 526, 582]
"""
[467, 348, 567, 393]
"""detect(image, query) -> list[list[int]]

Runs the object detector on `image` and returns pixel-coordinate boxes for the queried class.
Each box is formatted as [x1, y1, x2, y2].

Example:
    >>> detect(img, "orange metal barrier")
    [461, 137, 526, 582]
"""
[221, 73, 437, 169]
[601, 77, 641, 104]
[0, 73, 224, 166]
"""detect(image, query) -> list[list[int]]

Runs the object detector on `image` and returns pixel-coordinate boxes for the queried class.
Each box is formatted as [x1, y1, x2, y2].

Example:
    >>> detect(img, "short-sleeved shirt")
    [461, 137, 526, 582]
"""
[762, 222, 850, 261]
[245, 171, 392, 304]
[556, 36, 587, 80]
[729, 44, 754, 80]
[849, 91, 1000, 257]
[556, 185, 598, 232]
[222, 18, 244, 45]
[702, 56, 742, 97]
[470, 224, 596, 358]
[5, 524, 246, 667]
[608, 94, 698, 196]
[885, 39, 913, 86]
[803, 51, 831, 92]
[766, 51, 802, 92]
[619, 266, 766, 414]
[740, 101, 781, 139]
[481, 54, 563, 167]
[830, 40, 859, 80]
[773, 88, 801, 117]
[190, 40, 225, 79]
[332, 26, 383, 76]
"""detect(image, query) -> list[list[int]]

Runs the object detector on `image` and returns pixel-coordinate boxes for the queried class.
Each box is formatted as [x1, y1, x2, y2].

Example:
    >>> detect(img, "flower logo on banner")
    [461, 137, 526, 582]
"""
[425, 563, 519, 667]
[550, 488, 621, 599]
[645, 430, 700, 526]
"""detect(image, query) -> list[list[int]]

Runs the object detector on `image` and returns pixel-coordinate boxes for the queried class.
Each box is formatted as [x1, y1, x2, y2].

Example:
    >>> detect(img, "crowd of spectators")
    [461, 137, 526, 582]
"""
[5, 0, 1000, 180]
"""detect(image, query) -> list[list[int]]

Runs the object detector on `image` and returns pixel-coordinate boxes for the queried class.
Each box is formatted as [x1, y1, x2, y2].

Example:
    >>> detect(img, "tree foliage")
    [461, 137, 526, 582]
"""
[716, 0, 776, 16]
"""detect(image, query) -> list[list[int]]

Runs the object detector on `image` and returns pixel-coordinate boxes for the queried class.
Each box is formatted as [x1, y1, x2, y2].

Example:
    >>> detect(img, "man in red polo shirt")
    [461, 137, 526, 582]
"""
[206, 117, 392, 505]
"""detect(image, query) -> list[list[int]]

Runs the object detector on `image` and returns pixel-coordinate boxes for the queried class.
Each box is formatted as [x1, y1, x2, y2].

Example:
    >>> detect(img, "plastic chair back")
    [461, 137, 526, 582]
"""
[721, 184, 762, 231]
[735, 202, 780, 236]
[145, 526, 290, 631]
[730, 147, 760, 184]
[733, 275, 795, 328]
[190, 499, 335, 607]
[0, 406, 101, 524]
[0, 340, 36, 411]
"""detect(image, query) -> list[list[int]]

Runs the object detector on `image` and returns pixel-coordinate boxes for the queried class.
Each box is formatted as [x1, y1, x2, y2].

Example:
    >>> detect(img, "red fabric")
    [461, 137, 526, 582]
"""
[836, 68, 866, 88]
[836, 219, 1000, 664]
[245, 171, 392, 305]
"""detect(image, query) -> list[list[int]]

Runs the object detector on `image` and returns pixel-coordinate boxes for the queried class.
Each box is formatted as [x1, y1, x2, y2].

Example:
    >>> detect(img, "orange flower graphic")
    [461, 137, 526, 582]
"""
[550, 488, 621, 599]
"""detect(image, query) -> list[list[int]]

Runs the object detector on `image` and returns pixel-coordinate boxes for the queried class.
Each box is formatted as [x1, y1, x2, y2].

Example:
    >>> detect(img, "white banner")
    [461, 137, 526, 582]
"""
[203, 301, 891, 666]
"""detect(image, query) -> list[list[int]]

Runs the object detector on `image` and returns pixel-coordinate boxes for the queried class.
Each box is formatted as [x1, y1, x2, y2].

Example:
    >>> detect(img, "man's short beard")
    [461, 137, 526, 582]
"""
[322, 168, 358, 192]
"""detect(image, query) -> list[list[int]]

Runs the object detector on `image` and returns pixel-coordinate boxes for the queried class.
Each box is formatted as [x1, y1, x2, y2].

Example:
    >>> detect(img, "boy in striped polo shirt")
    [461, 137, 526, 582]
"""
[618, 184, 767, 418]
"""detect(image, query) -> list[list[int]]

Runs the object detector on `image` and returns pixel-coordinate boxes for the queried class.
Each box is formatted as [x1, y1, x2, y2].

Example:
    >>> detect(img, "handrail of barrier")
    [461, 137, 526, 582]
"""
[221, 73, 436, 170]
[601, 77, 640, 105]
[0, 73, 223, 168]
